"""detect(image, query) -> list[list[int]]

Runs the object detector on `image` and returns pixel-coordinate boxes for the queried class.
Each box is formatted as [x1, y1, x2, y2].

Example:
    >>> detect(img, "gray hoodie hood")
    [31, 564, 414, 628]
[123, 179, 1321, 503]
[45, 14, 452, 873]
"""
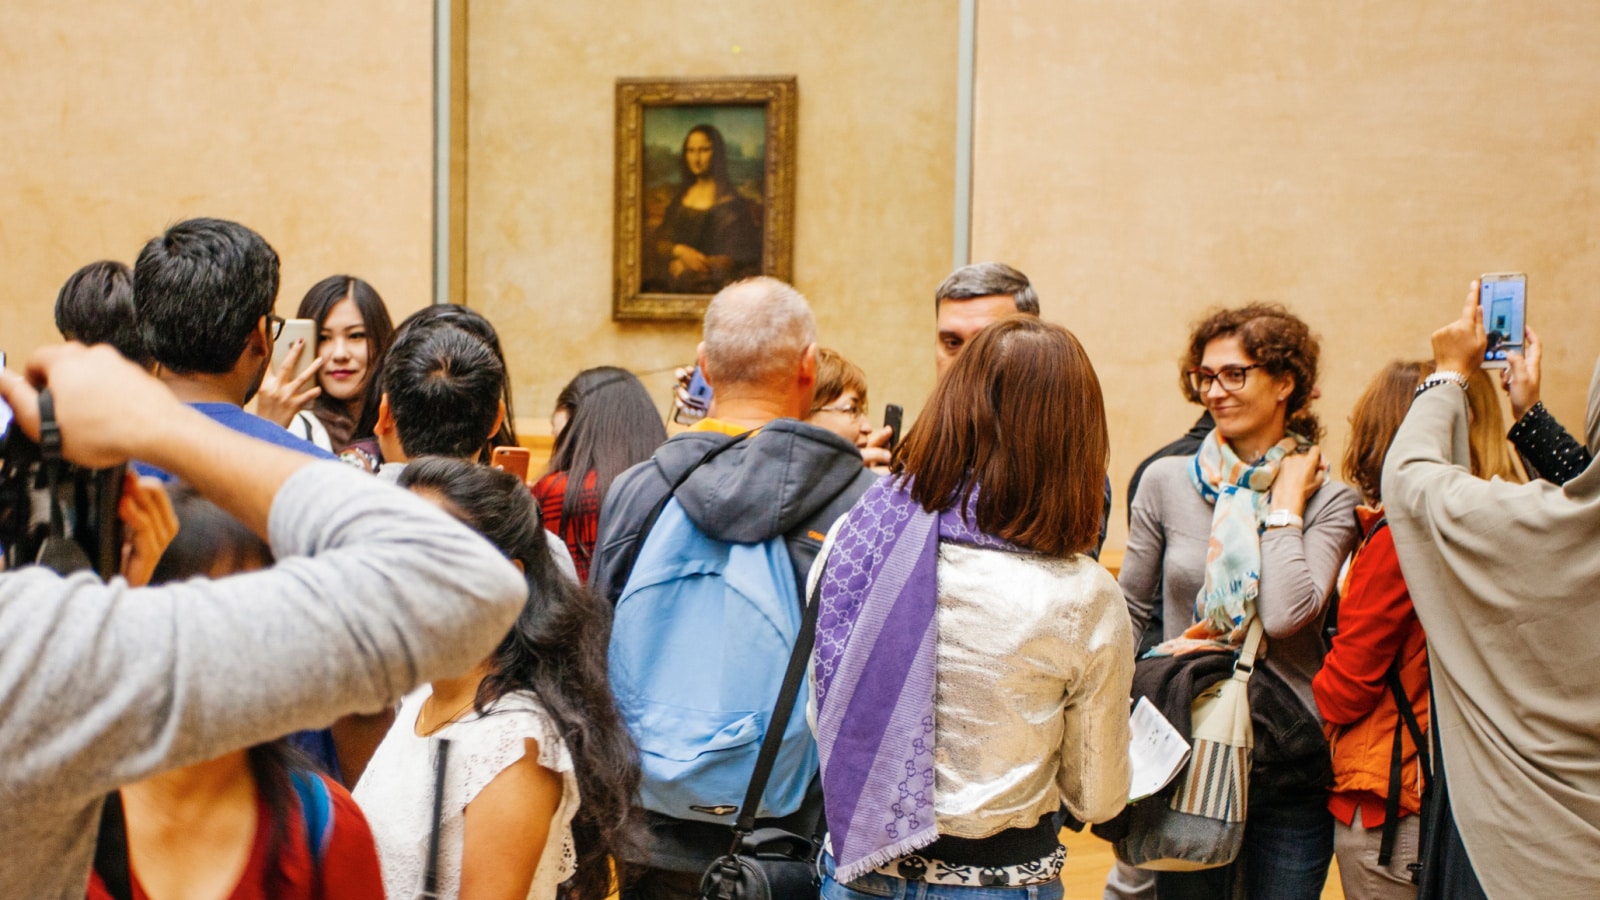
[653, 419, 873, 543]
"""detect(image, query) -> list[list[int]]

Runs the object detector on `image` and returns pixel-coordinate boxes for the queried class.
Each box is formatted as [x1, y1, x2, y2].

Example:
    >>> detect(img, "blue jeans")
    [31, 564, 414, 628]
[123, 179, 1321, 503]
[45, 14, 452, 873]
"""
[819, 853, 1064, 900]
[1155, 795, 1333, 900]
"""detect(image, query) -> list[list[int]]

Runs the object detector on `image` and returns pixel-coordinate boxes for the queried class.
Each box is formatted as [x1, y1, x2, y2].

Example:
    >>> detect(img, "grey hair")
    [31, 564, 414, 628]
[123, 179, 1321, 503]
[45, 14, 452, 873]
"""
[702, 277, 817, 388]
[933, 262, 1039, 314]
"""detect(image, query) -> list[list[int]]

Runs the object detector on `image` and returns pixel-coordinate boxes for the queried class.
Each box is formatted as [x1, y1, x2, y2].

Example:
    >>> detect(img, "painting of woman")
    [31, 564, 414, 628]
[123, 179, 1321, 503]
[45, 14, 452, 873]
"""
[642, 123, 763, 294]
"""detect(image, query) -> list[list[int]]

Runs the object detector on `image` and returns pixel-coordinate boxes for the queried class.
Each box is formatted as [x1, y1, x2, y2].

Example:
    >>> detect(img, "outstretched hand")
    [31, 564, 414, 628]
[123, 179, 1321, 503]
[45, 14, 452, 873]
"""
[1501, 325, 1542, 420]
[860, 424, 893, 472]
[254, 339, 324, 427]
[0, 344, 185, 470]
[1431, 281, 1487, 376]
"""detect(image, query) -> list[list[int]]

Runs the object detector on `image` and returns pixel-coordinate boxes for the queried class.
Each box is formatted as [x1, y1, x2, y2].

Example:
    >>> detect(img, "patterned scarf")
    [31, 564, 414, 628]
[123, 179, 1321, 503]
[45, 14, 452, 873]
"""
[1148, 429, 1304, 657]
[812, 477, 1015, 885]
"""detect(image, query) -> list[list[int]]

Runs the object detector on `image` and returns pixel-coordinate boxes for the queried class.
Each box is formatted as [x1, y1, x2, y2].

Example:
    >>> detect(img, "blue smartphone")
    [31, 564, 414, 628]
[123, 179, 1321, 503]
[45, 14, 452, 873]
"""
[1479, 273, 1527, 368]
[672, 365, 714, 425]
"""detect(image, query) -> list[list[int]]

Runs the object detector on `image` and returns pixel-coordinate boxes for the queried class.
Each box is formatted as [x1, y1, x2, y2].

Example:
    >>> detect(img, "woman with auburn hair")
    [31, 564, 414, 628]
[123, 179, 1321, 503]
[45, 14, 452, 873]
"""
[805, 347, 873, 451]
[810, 316, 1134, 900]
[1315, 360, 1433, 900]
[1120, 303, 1360, 899]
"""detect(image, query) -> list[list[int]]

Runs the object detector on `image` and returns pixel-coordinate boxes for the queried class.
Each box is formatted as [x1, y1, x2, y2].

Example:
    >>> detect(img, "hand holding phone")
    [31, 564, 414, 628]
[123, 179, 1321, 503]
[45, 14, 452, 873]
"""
[883, 404, 904, 452]
[491, 446, 532, 482]
[671, 365, 714, 425]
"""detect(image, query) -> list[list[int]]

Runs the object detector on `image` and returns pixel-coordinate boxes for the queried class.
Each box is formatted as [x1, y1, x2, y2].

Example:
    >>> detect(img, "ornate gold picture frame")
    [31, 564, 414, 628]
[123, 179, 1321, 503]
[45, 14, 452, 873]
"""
[613, 76, 797, 321]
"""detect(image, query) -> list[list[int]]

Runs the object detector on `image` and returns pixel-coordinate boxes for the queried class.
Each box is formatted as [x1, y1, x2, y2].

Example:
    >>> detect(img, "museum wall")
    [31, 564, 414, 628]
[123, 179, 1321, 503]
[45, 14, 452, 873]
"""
[0, 2, 436, 361]
[464, 1, 959, 437]
[973, 0, 1600, 551]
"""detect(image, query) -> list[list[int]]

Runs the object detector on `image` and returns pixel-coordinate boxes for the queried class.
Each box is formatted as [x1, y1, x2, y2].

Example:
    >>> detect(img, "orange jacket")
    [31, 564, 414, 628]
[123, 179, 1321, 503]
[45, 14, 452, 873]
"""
[1313, 508, 1430, 825]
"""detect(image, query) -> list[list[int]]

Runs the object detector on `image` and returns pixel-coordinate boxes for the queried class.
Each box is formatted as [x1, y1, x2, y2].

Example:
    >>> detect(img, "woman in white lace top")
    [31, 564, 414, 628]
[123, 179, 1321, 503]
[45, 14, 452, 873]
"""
[354, 458, 642, 900]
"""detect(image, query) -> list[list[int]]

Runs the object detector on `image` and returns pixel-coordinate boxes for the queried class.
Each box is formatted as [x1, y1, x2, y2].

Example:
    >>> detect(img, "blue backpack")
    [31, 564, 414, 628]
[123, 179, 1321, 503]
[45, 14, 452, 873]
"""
[608, 442, 822, 825]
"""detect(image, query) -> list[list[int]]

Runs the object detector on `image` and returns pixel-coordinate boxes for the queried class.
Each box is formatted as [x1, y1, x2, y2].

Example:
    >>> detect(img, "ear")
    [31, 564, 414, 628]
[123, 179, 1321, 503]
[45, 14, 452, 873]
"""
[247, 316, 272, 358]
[695, 342, 710, 387]
[1276, 372, 1296, 403]
[375, 394, 395, 435]
[489, 398, 507, 440]
[798, 342, 818, 389]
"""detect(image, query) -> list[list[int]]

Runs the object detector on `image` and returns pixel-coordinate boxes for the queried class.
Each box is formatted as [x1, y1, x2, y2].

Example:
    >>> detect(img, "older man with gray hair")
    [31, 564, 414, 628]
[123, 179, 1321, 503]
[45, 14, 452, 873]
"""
[591, 276, 877, 900]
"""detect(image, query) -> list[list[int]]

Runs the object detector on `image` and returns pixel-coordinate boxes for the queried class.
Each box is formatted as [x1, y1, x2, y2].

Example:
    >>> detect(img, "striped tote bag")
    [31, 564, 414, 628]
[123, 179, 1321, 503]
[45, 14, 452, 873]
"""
[1115, 618, 1263, 871]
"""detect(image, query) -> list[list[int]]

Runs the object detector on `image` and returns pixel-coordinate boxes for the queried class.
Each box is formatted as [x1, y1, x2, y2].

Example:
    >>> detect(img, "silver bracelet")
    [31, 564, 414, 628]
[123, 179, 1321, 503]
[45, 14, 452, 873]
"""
[1414, 370, 1470, 398]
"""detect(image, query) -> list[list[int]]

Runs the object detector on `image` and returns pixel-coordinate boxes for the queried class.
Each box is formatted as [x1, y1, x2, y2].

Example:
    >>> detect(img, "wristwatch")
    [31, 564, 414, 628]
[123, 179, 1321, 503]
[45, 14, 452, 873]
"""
[1264, 509, 1304, 530]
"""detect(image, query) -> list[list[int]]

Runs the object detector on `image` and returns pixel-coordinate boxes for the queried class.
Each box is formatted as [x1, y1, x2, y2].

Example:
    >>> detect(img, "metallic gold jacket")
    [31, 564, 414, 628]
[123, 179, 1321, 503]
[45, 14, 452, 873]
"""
[810, 538, 1135, 839]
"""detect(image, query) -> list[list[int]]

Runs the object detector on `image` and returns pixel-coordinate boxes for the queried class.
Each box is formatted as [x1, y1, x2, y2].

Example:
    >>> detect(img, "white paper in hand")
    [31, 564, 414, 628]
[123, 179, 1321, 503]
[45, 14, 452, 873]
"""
[1127, 696, 1191, 802]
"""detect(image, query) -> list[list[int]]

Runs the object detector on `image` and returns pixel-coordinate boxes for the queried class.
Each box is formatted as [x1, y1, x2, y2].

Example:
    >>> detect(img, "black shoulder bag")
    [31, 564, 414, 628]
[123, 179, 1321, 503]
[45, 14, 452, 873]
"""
[698, 565, 825, 900]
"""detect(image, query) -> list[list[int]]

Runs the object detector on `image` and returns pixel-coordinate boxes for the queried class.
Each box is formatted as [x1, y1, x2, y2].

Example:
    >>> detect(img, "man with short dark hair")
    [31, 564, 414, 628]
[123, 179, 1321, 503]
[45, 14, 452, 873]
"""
[374, 323, 507, 466]
[131, 218, 335, 472]
[54, 260, 151, 368]
[934, 261, 1039, 376]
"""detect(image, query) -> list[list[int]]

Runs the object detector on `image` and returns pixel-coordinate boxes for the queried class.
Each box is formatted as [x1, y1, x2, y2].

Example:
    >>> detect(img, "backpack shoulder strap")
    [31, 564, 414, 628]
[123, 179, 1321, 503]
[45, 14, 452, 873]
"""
[1377, 654, 1431, 867]
[616, 433, 752, 591]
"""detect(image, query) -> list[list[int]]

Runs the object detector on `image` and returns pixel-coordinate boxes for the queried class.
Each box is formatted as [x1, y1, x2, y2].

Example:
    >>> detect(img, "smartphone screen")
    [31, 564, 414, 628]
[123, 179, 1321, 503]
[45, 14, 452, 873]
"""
[672, 366, 714, 425]
[1479, 274, 1527, 368]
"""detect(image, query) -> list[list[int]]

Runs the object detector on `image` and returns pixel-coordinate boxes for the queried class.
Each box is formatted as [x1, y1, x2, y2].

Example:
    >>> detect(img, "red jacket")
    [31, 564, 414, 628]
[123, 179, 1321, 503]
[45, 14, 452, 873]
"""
[1313, 507, 1430, 827]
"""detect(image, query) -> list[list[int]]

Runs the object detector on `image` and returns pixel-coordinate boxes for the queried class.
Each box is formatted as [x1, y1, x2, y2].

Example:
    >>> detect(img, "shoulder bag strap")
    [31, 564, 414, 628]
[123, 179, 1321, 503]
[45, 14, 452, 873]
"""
[92, 792, 134, 900]
[1231, 616, 1266, 683]
[418, 737, 453, 900]
[727, 560, 826, 849]
[1378, 655, 1432, 867]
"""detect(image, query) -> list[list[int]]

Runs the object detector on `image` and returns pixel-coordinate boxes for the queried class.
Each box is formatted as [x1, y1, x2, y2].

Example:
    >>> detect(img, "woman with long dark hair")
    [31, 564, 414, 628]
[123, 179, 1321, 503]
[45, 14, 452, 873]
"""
[355, 458, 640, 900]
[532, 367, 666, 582]
[644, 123, 762, 293]
[1120, 303, 1360, 899]
[89, 489, 385, 899]
[811, 316, 1133, 900]
[257, 275, 395, 453]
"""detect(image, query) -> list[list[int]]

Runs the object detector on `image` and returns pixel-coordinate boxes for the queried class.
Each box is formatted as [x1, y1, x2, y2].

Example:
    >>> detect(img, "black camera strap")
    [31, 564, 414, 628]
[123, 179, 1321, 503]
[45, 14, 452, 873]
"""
[34, 389, 93, 575]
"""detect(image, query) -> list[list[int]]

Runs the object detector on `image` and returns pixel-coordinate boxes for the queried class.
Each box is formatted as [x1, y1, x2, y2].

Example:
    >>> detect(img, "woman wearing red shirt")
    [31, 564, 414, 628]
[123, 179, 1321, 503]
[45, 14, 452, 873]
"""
[1314, 361, 1432, 900]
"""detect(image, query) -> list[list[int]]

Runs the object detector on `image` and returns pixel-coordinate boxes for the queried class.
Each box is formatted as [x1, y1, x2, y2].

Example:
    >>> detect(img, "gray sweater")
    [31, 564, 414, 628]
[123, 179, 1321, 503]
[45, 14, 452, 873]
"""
[0, 463, 527, 897]
[1118, 455, 1360, 718]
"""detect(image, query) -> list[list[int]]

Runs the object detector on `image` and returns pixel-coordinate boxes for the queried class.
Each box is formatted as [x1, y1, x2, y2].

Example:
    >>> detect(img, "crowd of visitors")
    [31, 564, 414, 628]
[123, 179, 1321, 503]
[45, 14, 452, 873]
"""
[1, 215, 1597, 899]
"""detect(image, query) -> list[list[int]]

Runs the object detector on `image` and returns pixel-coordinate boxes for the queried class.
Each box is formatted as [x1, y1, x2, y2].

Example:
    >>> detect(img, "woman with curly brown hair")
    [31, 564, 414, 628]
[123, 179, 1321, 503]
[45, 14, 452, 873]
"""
[1119, 303, 1360, 899]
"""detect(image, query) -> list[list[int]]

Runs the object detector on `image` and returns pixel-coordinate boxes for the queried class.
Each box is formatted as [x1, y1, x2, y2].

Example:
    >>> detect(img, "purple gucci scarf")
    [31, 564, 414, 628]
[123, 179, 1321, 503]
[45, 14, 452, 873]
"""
[812, 476, 1014, 884]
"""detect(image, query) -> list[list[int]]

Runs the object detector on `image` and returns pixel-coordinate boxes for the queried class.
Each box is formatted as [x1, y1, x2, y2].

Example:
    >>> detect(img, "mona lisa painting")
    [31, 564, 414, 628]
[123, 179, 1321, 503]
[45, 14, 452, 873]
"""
[613, 77, 796, 321]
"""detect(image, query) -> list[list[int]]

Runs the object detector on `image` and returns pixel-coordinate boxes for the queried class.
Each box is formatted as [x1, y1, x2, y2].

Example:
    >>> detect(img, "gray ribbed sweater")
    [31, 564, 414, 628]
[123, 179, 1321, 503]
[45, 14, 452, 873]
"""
[0, 462, 527, 898]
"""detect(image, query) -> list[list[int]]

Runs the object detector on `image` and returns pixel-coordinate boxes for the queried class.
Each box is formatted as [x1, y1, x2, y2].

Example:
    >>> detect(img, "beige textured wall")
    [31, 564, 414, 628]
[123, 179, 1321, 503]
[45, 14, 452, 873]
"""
[466, 1, 958, 434]
[974, 0, 1600, 552]
[0, 2, 435, 361]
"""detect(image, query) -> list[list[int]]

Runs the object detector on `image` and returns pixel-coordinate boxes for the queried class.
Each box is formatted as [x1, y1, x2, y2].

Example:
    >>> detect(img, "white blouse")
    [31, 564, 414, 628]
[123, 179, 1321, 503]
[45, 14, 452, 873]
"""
[354, 686, 580, 900]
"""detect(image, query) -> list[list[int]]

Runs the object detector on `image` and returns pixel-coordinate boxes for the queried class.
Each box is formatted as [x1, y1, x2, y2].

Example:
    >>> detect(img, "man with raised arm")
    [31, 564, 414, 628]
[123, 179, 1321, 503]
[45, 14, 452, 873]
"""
[0, 344, 527, 895]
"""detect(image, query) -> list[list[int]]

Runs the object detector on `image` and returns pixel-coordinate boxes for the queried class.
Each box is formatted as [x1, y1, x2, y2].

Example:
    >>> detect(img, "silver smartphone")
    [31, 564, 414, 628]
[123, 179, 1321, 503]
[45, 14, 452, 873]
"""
[1479, 273, 1527, 369]
[270, 318, 319, 381]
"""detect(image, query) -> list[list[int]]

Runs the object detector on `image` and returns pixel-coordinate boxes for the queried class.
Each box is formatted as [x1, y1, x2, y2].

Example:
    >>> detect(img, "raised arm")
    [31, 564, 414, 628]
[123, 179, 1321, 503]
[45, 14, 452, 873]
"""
[0, 346, 526, 809]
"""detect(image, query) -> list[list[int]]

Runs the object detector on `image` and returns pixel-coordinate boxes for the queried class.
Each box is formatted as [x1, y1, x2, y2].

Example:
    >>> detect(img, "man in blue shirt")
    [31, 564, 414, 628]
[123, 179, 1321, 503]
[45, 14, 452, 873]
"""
[130, 218, 335, 478]
[129, 217, 340, 777]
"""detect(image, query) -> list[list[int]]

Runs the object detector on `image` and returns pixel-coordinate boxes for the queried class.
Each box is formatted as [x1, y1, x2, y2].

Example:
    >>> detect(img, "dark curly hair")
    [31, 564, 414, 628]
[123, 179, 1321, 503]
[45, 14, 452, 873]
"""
[1181, 303, 1324, 442]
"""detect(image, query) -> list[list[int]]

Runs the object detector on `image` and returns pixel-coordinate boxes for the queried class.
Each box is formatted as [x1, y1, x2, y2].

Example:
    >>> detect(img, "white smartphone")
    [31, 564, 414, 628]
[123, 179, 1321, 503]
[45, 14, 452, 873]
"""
[270, 318, 318, 381]
[1479, 273, 1527, 369]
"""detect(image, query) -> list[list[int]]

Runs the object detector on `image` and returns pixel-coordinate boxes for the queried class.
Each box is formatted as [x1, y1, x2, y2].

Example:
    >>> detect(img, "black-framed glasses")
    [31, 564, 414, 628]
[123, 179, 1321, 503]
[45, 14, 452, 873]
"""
[1187, 364, 1265, 394]
[266, 313, 286, 342]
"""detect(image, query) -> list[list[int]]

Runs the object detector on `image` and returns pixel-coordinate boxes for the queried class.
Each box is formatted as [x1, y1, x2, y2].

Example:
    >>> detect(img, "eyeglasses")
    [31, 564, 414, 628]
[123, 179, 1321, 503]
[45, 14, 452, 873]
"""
[1187, 364, 1265, 394]
[266, 313, 286, 342]
[813, 401, 866, 419]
